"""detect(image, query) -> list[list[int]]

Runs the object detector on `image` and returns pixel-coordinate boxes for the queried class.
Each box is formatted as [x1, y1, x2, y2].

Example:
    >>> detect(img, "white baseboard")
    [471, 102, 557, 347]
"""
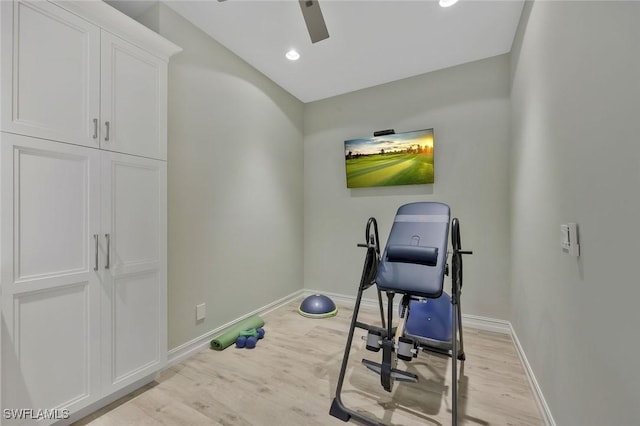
[166, 289, 305, 367]
[166, 287, 553, 426]
[509, 323, 556, 426]
[303, 288, 382, 309]
[303, 288, 511, 334]
[56, 374, 157, 425]
[462, 313, 511, 334]
[166, 288, 510, 368]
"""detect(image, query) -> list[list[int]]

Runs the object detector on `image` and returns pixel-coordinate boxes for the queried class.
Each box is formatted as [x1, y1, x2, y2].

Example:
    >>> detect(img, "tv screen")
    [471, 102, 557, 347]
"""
[344, 128, 434, 188]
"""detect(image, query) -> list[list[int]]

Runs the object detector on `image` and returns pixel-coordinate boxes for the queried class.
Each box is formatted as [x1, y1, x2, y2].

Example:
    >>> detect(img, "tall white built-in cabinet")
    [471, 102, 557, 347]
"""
[0, 1, 180, 423]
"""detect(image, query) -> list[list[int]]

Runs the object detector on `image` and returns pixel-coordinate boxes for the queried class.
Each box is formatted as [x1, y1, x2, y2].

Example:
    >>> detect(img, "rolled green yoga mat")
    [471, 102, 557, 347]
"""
[210, 315, 265, 350]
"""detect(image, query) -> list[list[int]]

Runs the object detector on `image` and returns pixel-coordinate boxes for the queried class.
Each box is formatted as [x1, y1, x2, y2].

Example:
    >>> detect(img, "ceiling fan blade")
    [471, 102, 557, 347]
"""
[299, 0, 329, 44]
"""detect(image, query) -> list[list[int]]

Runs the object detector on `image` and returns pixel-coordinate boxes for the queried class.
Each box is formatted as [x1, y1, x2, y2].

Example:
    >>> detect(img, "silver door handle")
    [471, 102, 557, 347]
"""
[94, 234, 99, 271]
[105, 233, 110, 269]
[93, 118, 98, 139]
[104, 121, 110, 141]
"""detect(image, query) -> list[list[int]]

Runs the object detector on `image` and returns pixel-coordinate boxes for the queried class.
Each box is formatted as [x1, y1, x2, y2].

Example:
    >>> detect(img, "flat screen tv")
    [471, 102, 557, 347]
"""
[344, 128, 434, 188]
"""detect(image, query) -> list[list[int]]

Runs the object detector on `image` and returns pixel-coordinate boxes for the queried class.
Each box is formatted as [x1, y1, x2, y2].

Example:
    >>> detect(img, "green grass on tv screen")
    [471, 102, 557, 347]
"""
[346, 152, 434, 188]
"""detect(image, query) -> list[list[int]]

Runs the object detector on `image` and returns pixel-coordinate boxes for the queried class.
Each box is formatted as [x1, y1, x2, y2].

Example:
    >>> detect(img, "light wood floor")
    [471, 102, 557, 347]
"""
[75, 299, 543, 425]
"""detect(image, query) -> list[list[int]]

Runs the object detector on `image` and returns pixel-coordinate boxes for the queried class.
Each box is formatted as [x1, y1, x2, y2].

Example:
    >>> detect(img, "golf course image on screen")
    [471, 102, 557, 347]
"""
[344, 129, 434, 188]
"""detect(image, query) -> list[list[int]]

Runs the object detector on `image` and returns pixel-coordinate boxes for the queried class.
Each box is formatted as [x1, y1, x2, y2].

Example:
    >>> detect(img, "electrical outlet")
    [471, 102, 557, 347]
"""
[196, 303, 206, 321]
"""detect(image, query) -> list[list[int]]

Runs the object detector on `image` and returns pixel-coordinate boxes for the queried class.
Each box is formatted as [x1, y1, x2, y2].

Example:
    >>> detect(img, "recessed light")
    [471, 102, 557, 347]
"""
[439, 0, 459, 7]
[286, 49, 300, 61]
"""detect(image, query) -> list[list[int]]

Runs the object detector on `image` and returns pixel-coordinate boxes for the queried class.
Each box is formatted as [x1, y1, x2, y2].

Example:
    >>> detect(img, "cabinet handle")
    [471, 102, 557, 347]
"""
[94, 234, 99, 271]
[93, 118, 98, 139]
[105, 233, 110, 269]
[104, 121, 110, 141]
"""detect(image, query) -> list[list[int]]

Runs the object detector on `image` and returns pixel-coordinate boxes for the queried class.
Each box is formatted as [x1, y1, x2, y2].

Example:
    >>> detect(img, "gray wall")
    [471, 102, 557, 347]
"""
[304, 55, 512, 320]
[136, 2, 640, 422]
[140, 4, 304, 350]
[510, 1, 640, 424]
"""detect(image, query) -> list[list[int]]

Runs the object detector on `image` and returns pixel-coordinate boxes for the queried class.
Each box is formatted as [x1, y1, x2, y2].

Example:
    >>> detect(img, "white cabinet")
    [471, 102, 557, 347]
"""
[0, 1, 179, 423]
[100, 152, 167, 391]
[0, 133, 103, 415]
[101, 33, 168, 160]
[1, 0, 172, 160]
[0, 134, 168, 423]
[0, 0, 101, 148]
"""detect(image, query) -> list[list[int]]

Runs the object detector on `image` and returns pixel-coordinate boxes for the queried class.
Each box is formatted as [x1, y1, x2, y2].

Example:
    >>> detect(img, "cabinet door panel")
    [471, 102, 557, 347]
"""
[113, 270, 159, 381]
[101, 31, 167, 160]
[1, 133, 102, 414]
[8, 284, 90, 410]
[101, 152, 166, 389]
[15, 144, 89, 280]
[1, 1, 100, 147]
[112, 161, 160, 268]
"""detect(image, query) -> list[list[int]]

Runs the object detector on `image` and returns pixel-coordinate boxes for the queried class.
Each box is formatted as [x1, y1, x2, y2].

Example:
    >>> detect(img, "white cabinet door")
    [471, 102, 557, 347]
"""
[0, 133, 102, 416]
[0, 1, 101, 148]
[100, 152, 166, 391]
[100, 31, 168, 160]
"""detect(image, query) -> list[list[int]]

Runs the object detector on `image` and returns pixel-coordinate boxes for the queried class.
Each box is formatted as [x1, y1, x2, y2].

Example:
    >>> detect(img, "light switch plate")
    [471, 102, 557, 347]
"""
[561, 224, 570, 250]
[561, 223, 580, 256]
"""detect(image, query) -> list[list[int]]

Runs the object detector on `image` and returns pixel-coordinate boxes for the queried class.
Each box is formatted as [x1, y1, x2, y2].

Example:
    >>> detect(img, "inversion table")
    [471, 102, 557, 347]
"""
[330, 202, 472, 426]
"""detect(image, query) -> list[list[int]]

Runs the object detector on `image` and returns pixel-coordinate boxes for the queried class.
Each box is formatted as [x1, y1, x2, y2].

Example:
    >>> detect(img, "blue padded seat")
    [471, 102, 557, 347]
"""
[405, 295, 452, 345]
[375, 202, 450, 299]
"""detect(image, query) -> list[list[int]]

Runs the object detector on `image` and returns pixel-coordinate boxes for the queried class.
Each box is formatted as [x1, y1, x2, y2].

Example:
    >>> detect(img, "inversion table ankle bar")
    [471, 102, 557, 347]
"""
[330, 202, 472, 426]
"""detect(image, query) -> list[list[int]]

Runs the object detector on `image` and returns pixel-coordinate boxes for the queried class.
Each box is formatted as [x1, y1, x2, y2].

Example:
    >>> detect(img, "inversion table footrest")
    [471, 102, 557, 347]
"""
[361, 359, 418, 383]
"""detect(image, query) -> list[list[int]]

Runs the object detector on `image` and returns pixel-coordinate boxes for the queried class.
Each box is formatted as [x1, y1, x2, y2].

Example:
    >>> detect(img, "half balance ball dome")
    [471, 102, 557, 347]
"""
[298, 294, 338, 318]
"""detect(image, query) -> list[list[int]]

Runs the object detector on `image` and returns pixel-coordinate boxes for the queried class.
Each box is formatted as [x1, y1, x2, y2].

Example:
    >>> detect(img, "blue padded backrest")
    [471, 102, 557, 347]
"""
[375, 202, 450, 298]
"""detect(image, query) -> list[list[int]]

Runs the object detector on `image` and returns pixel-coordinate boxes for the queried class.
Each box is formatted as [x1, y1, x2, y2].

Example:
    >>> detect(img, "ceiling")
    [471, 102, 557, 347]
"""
[106, 0, 525, 103]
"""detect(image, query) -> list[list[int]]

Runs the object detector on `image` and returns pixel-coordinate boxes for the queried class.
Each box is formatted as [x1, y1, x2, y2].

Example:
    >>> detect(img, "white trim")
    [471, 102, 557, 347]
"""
[58, 374, 157, 426]
[165, 287, 554, 426]
[462, 313, 511, 334]
[510, 323, 556, 426]
[303, 289, 511, 334]
[51, 1, 182, 60]
[303, 289, 381, 308]
[166, 289, 305, 367]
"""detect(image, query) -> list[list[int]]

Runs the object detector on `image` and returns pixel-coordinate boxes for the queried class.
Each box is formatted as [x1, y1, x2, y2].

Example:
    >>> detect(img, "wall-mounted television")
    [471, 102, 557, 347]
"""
[344, 128, 434, 188]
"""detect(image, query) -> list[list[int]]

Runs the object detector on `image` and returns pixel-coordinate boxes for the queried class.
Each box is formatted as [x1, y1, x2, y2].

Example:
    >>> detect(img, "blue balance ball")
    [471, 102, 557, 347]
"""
[298, 294, 338, 318]
[257, 328, 265, 339]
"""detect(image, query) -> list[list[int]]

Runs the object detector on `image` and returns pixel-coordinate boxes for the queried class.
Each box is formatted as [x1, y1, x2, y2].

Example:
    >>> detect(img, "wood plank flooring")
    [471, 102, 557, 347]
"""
[74, 300, 543, 425]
